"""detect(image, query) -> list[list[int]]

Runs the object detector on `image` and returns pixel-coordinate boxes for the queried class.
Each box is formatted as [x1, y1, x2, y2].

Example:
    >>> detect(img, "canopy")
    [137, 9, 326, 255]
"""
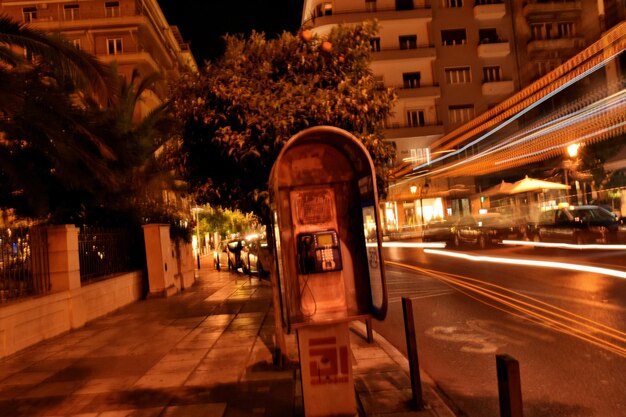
[482, 180, 515, 197]
[508, 176, 570, 194]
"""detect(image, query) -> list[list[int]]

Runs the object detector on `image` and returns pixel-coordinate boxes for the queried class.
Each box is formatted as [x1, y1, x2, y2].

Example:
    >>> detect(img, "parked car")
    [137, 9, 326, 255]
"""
[241, 236, 270, 278]
[213, 240, 229, 271]
[452, 213, 525, 249]
[225, 238, 246, 271]
[619, 217, 626, 243]
[526, 205, 619, 244]
[422, 219, 456, 244]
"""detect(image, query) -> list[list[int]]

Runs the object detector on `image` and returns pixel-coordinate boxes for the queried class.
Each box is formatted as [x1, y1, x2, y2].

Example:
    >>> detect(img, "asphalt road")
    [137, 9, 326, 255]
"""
[374, 243, 626, 417]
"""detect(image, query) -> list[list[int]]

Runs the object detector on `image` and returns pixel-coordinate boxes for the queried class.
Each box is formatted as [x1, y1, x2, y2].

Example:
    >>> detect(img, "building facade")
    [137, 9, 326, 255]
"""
[301, 0, 617, 236]
[0, 0, 196, 118]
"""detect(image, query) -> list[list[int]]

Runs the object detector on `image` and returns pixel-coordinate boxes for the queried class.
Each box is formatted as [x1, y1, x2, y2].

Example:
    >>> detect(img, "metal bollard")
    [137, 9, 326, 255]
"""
[402, 297, 424, 410]
[365, 318, 374, 344]
[496, 354, 524, 417]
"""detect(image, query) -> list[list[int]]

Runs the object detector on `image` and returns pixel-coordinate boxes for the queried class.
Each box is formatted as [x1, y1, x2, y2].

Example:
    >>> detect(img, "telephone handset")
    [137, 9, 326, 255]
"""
[297, 230, 343, 274]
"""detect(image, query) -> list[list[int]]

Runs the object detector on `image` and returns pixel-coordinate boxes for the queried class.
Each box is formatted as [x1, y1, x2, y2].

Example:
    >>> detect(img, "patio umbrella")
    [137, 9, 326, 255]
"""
[508, 176, 570, 194]
[482, 180, 515, 197]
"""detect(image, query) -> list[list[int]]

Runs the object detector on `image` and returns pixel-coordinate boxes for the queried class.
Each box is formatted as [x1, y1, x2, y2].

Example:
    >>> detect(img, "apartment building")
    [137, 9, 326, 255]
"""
[0, 0, 197, 118]
[302, 0, 615, 234]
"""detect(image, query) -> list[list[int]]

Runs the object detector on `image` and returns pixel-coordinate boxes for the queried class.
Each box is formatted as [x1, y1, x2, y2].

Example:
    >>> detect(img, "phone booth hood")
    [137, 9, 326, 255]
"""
[269, 126, 387, 332]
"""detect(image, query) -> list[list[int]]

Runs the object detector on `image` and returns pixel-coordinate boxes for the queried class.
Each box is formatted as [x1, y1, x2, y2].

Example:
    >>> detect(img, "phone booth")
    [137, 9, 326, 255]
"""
[269, 126, 387, 416]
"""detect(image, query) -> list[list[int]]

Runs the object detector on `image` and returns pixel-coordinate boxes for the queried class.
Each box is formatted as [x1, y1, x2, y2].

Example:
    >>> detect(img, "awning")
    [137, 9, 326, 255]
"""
[605, 146, 626, 171]
[508, 176, 569, 194]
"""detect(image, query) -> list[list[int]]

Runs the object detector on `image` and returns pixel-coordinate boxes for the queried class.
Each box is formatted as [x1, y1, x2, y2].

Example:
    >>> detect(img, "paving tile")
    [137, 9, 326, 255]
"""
[22, 380, 84, 398]
[97, 407, 164, 416]
[162, 402, 226, 417]
[133, 372, 192, 388]
[73, 377, 139, 395]
[184, 369, 241, 387]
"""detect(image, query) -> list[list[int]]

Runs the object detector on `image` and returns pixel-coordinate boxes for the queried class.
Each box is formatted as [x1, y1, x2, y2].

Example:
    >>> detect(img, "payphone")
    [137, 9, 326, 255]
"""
[269, 126, 388, 417]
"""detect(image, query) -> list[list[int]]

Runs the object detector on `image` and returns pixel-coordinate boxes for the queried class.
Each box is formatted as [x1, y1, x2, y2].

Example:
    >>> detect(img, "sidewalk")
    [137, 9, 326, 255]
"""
[0, 255, 456, 417]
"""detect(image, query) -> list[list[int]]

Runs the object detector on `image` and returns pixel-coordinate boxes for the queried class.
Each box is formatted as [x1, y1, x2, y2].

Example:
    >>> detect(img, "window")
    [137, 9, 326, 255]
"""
[315, 2, 333, 17]
[483, 66, 501, 82]
[399, 35, 417, 50]
[531, 23, 552, 40]
[536, 60, 559, 76]
[396, 0, 414, 11]
[445, 66, 471, 84]
[410, 148, 430, 165]
[448, 105, 475, 124]
[107, 38, 123, 55]
[23, 7, 37, 23]
[442, 29, 467, 46]
[64, 4, 79, 20]
[402, 72, 421, 88]
[478, 28, 498, 44]
[105, 1, 120, 18]
[557, 22, 575, 38]
[71, 39, 81, 50]
[407, 110, 425, 128]
[370, 37, 381, 52]
[366, 0, 377, 12]
[443, 0, 463, 7]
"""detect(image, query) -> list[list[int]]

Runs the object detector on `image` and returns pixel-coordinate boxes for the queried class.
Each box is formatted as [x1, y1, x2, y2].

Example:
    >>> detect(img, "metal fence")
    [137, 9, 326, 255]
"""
[78, 226, 145, 283]
[0, 226, 49, 303]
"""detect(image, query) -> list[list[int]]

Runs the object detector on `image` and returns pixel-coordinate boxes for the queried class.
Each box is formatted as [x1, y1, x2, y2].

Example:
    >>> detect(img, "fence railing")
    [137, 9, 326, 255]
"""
[78, 226, 145, 284]
[0, 226, 50, 302]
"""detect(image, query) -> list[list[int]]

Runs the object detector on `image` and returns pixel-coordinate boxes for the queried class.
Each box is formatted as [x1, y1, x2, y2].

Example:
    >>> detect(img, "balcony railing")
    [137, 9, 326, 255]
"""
[523, 0, 582, 17]
[303, 5, 432, 27]
[527, 37, 586, 53]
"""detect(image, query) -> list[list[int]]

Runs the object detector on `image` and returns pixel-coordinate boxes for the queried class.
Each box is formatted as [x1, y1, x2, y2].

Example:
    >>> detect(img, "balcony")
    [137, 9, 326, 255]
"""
[372, 46, 436, 61]
[303, 6, 432, 29]
[481, 80, 515, 96]
[477, 41, 510, 58]
[396, 85, 441, 99]
[474, 3, 506, 20]
[383, 123, 445, 139]
[527, 37, 585, 53]
[523, 0, 582, 18]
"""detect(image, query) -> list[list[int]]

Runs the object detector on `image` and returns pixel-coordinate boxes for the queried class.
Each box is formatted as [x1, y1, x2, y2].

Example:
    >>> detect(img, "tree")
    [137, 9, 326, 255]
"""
[170, 21, 396, 224]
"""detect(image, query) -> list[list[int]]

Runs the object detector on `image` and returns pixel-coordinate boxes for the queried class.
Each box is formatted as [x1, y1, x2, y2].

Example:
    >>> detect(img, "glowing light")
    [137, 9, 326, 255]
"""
[567, 143, 581, 158]
[424, 249, 626, 279]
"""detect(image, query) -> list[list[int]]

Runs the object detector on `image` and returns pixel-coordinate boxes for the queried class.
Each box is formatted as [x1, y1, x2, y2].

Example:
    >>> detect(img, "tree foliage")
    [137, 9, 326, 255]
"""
[170, 21, 397, 223]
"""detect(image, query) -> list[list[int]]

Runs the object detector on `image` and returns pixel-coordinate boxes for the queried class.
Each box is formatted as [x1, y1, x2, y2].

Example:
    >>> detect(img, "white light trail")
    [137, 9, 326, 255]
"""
[423, 249, 626, 280]
[367, 242, 447, 249]
[501, 240, 626, 250]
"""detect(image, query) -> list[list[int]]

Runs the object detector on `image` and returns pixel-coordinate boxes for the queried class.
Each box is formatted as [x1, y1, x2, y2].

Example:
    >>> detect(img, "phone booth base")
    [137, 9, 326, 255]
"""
[297, 322, 356, 417]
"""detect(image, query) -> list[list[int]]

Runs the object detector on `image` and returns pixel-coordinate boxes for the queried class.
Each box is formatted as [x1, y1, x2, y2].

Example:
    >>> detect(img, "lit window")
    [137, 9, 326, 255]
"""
[448, 105, 474, 124]
[366, 0, 377, 12]
[107, 38, 123, 55]
[23, 7, 37, 23]
[105, 1, 120, 18]
[315, 2, 333, 17]
[399, 35, 417, 50]
[445, 66, 471, 84]
[402, 72, 421, 88]
[442, 29, 467, 46]
[483, 66, 501, 82]
[409, 148, 430, 165]
[407, 110, 425, 128]
[64, 4, 79, 20]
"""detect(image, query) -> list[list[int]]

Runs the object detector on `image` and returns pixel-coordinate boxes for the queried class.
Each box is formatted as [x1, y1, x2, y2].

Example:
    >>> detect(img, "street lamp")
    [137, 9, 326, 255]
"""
[564, 143, 581, 205]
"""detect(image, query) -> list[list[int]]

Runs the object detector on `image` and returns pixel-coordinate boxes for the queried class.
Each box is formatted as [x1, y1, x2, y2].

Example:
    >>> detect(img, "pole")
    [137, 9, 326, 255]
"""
[195, 208, 201, 269]
[402, 297, 424, 410]
[496, 354, 524, 417]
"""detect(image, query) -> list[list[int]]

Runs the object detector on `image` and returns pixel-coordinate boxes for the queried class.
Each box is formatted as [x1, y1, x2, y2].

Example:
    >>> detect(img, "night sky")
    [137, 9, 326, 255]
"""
[157, 0, 304, 65]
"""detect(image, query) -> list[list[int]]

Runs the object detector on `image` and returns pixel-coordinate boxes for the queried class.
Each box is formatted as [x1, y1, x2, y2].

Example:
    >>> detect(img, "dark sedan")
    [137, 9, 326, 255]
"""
[452, 213, 525, 249]
[526, 205, 619, 244]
